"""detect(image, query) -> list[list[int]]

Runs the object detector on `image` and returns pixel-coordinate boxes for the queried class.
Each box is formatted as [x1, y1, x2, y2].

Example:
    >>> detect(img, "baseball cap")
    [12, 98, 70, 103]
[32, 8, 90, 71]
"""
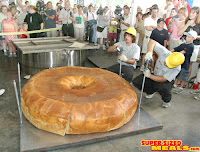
[184, 30, 198, 39]
[157, 18, 165, 24]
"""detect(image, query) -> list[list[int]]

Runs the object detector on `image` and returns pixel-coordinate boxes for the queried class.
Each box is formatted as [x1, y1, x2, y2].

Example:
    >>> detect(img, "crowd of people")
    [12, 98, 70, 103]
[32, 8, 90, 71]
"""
[0, 0, 200, 107]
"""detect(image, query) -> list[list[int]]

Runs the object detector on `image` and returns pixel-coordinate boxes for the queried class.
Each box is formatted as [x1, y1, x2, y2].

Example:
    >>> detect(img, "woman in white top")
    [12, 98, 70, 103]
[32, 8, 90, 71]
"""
[74, 6, 87, 40]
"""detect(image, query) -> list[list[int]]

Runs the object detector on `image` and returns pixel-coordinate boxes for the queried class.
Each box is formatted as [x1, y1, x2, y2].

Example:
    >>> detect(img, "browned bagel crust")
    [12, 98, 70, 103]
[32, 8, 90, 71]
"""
[21, 66, 138, 136]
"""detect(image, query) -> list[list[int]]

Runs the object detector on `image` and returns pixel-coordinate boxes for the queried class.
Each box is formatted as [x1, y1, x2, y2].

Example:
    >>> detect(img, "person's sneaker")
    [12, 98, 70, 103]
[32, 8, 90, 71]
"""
[8, 54, 12, 57]
[174, 87, 183, 94]
[97, 44, 101, 49]
[102, 45, 106, 50]
[194, 94, 200, 100]
[145, 92, 156, 99]
[4, 51, 7, 56]
[13, 53, 17, 57]
[24, 75, 31, 79]
[190, 90, 200, 94]
[94, 43, 98, 46]
[163, 102, 171, 108]
[173, 84, 178, 88]
[140, 65, 144, 72]
[0, 89, 5, 96]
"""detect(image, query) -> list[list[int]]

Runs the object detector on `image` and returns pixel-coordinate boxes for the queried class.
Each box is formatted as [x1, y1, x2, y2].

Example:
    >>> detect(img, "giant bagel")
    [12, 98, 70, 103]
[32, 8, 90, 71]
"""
[21, 66, 138, 136]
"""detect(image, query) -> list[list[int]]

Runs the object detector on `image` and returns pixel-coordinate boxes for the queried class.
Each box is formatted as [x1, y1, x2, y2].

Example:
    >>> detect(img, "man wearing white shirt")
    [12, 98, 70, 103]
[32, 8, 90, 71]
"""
[59, 1, 74, 37]
[141, 7, 159, 71]
[0, 5, 7, 56]
[164, 0, 174, 19]
[74, 6, 87, 40]
[96, 6, 109, 50]
[119, 6, 131, 42]
[85, 5, 96, 43]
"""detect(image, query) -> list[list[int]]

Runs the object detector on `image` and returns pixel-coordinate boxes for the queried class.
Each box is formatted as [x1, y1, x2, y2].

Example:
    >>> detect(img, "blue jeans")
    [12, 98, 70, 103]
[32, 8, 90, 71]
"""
[92, 25, 97, 43]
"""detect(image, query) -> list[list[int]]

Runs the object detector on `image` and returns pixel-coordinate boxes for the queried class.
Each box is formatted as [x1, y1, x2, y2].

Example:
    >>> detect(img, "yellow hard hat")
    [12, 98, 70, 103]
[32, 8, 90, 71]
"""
[125, 27, 136, 37]
[165, 52, 185, 68]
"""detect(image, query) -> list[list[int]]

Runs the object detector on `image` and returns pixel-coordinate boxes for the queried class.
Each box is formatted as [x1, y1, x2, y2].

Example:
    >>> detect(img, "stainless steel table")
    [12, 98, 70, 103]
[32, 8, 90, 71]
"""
[12, 37, 99, 75]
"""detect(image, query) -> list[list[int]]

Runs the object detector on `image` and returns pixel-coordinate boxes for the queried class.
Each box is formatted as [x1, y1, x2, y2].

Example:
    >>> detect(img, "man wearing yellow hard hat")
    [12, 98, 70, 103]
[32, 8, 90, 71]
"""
[132, 39, 185, 108]
[107, 27, 140, 82]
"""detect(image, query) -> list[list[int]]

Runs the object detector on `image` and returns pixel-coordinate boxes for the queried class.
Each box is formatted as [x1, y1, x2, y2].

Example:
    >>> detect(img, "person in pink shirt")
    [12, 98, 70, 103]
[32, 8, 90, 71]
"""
[1, 10, 18, 57]
[169, 7, 188, 50]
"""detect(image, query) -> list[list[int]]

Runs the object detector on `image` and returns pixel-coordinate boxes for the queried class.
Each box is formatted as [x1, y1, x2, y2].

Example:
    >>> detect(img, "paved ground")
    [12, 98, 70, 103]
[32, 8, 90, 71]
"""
[0, 49, 200, 152]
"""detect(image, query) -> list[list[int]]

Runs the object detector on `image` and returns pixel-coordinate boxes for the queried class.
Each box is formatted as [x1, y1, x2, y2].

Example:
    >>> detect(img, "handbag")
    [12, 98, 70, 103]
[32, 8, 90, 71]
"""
[97, 26, 105, 32]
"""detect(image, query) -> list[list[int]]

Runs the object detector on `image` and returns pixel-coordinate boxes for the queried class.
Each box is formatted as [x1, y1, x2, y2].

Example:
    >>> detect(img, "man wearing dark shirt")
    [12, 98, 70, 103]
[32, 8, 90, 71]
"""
[24, 6, 43, 38]
[150, 18, 169, 47]
[171, 30, 197, 94]
[44, 1, 57, 37]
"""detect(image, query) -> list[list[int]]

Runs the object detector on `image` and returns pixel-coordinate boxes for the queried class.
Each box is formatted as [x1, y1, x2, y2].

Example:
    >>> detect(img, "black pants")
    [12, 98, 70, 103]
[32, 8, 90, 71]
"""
[85, 25, 93, 43]
[132, 74, 173, 103]
[62, 23, 74, 37]
[107, 63, 134, 83]
[30, 32, 46, 38]
[116, 29, 121, 43]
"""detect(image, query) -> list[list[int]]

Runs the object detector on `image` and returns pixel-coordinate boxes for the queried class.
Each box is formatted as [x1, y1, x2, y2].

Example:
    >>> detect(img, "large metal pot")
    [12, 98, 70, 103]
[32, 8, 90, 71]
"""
[19, 49, 86, 75]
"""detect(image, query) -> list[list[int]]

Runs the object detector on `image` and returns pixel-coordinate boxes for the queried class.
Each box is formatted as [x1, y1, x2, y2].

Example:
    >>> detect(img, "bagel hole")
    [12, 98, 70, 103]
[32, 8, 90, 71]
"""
[60, 75, 96, 90]
[71, 85, 87, 90]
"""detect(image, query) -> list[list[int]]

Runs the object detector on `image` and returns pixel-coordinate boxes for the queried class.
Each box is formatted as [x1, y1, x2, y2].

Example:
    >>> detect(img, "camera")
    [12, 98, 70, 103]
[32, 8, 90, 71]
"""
[114, 5, 122, 16]
[114, 5, 124, 22]
[116, 46, 123, 52]
[36, 0, 45, 15]
[97, 6, 104, 15]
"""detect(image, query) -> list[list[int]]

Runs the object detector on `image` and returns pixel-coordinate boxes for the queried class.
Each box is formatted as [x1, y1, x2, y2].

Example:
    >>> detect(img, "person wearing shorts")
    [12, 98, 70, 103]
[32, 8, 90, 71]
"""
[96, 6, 109, 50]
[171, 31, 197, 94]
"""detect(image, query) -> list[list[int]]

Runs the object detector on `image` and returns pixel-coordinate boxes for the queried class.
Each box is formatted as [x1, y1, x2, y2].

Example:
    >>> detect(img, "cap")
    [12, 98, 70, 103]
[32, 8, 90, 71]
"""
[157, 18, 165, 24]
[184, 30, 198, 39]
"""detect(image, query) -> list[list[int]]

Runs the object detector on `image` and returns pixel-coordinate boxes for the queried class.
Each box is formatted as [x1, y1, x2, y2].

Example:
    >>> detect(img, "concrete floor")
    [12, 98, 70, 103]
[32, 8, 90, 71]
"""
[0, 48, 200, 152]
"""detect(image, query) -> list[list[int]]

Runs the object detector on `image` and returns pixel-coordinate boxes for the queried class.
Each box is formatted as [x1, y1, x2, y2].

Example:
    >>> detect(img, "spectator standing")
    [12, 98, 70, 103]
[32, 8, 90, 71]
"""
[108, 20, 118, 46]
[150, 18, 169, 47]
[85, 5, 96, 43]
[178, 6, 200, 78]
[149, 18, 169, 72]
[44, 1, 57, 37]
[169, 7, 188, 50]
[74, 6, 87, 40]
[16, 5, 27, 28]
[92, 5, 97, 45]
[171, 31, 197, 94]
[19, 22, 30, 39]
[97, 6, 109, 50]
[0, 5, 7, 55]
[1, 10, 18, 57]
[119, 6, 131, 42]
[134, 12, 143, 45]
[137, 14, 146, 49]
[56, 7, 62, 36]
[24, 5, 44, 38]
[141, 7, 159, 71]
[165, 8, 178, 35]
[59, 1, 74, 37]
[163, 0, 174, 19]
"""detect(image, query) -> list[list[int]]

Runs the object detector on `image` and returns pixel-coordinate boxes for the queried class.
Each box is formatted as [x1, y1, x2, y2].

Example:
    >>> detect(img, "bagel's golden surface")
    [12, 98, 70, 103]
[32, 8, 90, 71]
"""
[21, 66, 138, 136]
